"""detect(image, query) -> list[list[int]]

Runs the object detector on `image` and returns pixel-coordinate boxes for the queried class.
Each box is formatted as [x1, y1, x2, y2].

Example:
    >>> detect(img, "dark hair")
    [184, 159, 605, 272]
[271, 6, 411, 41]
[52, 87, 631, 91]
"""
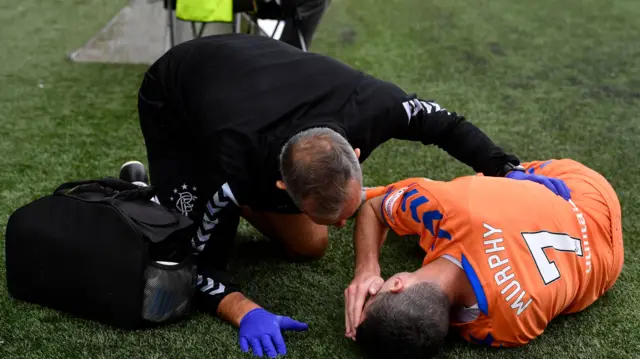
[356, 282, 450, 359]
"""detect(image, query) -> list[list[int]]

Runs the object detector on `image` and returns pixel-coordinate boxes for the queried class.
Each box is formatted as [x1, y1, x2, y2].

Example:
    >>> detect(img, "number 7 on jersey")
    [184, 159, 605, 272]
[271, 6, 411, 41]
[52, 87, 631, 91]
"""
[522, 231, 584, 285]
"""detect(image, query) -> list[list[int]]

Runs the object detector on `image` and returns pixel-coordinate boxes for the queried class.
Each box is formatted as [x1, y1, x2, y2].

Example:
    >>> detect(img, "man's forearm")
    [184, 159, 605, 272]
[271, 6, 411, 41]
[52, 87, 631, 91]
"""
[217, 292, 261, 327]
[397, 99, 520, 176]
[353, 198, 388, 275]
[432, 117, 520, 176]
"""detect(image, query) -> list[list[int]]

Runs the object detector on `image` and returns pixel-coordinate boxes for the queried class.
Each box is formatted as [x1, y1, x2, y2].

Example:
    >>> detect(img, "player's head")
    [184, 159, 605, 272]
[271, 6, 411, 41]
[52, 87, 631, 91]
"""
[278, 127, 363, 227]
[356, 272, 451, 359]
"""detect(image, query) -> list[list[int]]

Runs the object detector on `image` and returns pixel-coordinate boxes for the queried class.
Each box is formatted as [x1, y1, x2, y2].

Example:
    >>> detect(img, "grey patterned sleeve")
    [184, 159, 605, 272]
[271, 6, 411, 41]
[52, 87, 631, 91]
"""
[191, 182, 242, 315]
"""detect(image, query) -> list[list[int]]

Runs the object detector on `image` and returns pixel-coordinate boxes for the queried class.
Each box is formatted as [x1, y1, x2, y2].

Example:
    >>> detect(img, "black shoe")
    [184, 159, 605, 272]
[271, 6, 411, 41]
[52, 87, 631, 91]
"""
[119, 160, 149, 187]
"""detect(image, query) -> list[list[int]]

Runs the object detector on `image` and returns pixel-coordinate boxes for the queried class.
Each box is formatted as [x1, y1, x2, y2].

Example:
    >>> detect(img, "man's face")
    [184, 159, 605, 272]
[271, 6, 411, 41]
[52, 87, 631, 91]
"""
[304, 178, 363, 228]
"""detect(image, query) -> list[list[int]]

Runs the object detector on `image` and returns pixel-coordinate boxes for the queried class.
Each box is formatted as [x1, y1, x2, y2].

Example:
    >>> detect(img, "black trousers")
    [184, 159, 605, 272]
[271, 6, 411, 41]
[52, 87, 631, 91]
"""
[164, 0, 331, 50]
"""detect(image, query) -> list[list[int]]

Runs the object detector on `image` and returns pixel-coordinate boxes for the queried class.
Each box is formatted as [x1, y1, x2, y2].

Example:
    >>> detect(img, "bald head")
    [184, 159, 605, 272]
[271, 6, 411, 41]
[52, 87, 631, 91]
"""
[279, 127, 363, 223]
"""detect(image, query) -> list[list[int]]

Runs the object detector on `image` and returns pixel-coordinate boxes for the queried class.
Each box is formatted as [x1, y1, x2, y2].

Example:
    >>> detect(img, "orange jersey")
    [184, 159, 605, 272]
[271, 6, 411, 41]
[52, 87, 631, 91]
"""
[367, 159, 623, 347]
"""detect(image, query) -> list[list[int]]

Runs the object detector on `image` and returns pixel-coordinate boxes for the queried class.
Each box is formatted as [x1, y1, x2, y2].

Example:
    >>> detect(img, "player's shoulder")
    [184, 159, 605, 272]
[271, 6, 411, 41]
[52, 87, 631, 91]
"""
[380, 178, 436, 210]
[377, 178, 427, 198]
[376, 175, 476, 205]
[389, 177, 435, 190]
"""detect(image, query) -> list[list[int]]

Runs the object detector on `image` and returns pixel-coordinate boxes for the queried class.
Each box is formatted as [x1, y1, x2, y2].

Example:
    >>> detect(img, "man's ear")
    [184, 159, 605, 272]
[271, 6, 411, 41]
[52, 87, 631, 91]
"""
[354, 148, 361, 159]
[390, 277, 406, 293]
[276, 181, 286, 190]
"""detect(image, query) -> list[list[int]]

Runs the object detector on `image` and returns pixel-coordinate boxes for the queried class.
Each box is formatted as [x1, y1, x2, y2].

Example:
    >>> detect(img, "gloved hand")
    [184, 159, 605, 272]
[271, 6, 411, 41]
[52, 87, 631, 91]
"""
[506, 170, 571, 200]
[239, 308, 309, 358]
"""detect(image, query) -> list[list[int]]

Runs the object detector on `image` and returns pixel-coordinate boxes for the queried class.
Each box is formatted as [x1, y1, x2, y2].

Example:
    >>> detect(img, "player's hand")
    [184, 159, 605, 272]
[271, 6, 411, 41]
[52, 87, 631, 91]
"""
[506, 171, 571, 200]
[344, 272, 384, 340]
[238, 308, 308, 358]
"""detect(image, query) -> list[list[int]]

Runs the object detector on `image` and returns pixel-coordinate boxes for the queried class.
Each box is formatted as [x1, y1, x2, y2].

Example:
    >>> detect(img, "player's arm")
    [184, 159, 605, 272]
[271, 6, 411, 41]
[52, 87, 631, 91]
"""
[347, 182, 446, 336]
[352, 181, 425, 277]
[347, 182, 429, 337]
[345, 195, 388, 338]
[353, 195, 389, 277]
[352, 180, 432, 279]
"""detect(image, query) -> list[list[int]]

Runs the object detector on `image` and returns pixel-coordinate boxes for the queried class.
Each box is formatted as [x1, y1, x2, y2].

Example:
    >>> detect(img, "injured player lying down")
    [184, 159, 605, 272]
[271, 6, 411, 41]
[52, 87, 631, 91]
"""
[343, 159, 624, 359]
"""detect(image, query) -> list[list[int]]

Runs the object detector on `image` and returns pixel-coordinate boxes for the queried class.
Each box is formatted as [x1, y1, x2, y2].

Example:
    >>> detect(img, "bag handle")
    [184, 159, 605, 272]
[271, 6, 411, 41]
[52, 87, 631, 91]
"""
[55, 177, 137, 193]
[54, 177, 156, 202]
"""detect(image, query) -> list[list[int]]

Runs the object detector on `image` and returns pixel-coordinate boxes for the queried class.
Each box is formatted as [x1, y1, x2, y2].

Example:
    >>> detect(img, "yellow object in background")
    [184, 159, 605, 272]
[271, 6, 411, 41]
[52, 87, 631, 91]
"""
[176, 0, 234, 23]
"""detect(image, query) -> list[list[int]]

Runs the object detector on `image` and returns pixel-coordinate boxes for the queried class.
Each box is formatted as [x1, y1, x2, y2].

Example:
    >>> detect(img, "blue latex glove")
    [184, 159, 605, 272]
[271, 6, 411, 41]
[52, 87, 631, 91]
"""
[239, 308, 309, 358]
[506, 170, 571, 200]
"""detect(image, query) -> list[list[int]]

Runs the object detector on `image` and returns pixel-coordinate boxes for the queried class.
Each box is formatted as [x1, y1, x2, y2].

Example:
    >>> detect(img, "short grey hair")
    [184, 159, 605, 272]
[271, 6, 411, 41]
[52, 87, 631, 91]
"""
[279, 127, 362, 221]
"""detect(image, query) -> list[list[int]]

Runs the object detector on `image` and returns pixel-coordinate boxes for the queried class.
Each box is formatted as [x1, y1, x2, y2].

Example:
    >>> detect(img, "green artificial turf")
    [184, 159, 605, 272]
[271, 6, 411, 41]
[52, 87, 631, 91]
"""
[1, 0, 639, 358]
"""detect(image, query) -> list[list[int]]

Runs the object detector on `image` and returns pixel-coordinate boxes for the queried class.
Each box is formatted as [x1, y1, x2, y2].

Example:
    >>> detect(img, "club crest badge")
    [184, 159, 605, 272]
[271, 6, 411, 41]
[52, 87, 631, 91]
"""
[170, 184, 198, 215]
